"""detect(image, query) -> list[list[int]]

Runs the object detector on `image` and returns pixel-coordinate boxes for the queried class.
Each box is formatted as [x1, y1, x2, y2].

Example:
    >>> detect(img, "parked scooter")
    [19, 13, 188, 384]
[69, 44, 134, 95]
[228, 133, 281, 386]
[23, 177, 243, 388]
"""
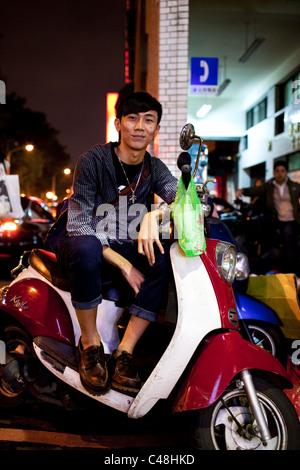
[209, 211, 287, 364]
[0, 124, 299, 450]
[225, 196, 285, 275]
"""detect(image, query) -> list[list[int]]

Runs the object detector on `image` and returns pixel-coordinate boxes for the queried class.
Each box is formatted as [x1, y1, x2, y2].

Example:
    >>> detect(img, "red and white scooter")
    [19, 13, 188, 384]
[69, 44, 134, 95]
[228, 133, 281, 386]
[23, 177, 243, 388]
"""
[0, 124, 299, 450]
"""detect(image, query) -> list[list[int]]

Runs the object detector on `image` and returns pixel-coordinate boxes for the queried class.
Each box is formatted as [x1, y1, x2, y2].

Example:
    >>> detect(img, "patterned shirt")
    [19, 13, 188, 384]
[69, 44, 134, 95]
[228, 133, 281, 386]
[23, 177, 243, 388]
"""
[67, 142, 178, 245]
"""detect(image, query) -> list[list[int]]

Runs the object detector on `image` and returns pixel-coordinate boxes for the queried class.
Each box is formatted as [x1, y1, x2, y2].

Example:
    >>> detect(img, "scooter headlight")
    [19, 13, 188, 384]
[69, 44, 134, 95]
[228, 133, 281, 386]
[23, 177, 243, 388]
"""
[215, 241, 237, 284]
[235, 252, 250, 281]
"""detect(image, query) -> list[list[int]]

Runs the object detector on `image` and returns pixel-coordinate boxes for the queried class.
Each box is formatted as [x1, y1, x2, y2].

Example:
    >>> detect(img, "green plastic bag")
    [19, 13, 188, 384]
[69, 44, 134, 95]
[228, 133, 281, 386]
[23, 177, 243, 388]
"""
[172, 176, 206, 256]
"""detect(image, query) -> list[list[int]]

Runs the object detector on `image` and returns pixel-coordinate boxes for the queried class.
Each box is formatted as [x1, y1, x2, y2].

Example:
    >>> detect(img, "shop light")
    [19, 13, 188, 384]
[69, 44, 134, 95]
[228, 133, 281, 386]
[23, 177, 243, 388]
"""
[196, 104, 212, 118]
[239, 38, 265, 63]
[217, 79, 231, 96]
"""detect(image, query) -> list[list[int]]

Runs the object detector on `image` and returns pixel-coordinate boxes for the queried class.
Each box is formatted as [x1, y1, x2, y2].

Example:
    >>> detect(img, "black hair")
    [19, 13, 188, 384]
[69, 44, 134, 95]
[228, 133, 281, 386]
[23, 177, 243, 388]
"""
[274, 160, 288, 171]
[115, 92, 162, 124]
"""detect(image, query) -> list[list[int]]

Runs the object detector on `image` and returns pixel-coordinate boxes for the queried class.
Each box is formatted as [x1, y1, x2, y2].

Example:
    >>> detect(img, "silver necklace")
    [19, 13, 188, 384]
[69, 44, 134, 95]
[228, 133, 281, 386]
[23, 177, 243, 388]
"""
[117, 155, 144, 203]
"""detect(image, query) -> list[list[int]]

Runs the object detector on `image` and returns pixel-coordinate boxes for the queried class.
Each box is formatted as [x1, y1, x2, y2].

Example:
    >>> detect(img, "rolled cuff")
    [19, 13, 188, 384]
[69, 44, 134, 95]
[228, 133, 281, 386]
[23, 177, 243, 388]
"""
[71, 294, 102, 310]
[129, 304, 157, 322]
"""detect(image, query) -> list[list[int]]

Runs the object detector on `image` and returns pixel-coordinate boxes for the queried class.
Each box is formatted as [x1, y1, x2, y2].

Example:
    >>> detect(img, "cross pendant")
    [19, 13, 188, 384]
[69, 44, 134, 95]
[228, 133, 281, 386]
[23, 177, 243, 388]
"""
[129, 194, 137, 203]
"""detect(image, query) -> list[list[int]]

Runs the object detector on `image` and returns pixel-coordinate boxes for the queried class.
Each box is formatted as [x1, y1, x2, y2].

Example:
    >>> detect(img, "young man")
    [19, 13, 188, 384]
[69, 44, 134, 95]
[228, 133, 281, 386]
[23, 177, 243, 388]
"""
[49, 92, 178, 395]
[236, 160, 300, 275]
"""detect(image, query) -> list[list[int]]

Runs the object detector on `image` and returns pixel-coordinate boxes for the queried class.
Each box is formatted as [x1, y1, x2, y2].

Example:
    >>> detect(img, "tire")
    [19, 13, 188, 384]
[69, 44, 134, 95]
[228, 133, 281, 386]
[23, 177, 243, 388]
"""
[0, 325, 33, 408]
[190, 378, 300, 450]
[244, 320, 287, 364]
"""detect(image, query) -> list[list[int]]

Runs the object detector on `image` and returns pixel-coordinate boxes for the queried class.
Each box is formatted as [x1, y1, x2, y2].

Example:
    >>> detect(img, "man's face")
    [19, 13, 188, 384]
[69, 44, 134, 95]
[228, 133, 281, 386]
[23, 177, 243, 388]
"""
[274, 165, 287, 185]
[114, 111, 160, 152]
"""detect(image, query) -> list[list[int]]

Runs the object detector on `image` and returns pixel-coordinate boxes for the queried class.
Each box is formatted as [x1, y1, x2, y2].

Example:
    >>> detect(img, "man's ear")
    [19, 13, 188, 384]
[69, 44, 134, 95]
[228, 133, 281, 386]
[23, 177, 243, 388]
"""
[114, 117, 121, 132]
[154, 124, 160, 137]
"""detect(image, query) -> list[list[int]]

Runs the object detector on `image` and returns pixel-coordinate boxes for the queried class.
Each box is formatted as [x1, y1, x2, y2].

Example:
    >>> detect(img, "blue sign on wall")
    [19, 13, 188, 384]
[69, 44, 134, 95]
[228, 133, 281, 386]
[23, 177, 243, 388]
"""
[190, 57, 218, 95]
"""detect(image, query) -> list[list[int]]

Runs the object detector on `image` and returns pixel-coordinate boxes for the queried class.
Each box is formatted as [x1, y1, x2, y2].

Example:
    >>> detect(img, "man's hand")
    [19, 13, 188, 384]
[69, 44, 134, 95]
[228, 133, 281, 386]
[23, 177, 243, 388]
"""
[119, 261, 145, 296]
[138, 210, 164, 266]
[102, 246, 144, 295]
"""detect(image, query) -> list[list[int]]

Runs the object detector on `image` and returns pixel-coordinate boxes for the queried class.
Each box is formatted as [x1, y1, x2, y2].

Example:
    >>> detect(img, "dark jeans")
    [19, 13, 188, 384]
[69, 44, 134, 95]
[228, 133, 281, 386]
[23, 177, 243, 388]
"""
[56, 235, 171, 322]
[277, 220, 299, 275]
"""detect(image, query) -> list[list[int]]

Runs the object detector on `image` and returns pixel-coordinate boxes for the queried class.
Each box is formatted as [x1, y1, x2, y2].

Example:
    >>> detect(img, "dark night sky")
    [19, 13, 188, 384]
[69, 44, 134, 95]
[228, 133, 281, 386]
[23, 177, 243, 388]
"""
[0, 0, 126, 166]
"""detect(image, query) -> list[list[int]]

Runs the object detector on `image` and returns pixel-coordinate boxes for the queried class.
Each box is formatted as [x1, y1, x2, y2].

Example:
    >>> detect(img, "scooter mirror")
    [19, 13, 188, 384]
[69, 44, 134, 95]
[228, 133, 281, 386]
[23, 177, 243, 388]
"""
[179, 123, 195, 150]
[179, 124, 204, 178]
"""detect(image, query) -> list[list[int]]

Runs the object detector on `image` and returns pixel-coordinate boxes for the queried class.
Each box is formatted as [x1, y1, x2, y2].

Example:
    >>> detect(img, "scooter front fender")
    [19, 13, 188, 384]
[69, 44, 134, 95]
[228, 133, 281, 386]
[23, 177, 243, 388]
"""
[173, 330, 292, 412]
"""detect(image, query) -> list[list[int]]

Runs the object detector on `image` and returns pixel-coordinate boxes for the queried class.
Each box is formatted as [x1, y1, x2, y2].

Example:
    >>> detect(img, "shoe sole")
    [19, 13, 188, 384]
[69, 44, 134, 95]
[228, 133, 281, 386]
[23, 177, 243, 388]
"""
[80, 381, 110, 396]
[111, 380, 140, 396]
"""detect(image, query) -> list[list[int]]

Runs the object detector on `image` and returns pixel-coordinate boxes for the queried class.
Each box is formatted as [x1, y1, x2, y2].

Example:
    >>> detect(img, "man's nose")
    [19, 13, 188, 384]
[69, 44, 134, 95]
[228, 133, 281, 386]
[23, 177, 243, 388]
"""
[135, 117, 144, 129]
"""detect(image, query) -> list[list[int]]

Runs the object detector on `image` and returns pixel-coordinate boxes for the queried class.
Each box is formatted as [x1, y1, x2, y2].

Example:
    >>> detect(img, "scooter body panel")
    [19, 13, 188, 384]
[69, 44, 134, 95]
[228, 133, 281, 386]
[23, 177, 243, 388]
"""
[200, 240, 238, 330]
[173, 330, 292, 413]
[4, 266, 124, 353]
[127, 242, 224, 419]
[235, 291, 281, 324]
[0, 277, 75, 344]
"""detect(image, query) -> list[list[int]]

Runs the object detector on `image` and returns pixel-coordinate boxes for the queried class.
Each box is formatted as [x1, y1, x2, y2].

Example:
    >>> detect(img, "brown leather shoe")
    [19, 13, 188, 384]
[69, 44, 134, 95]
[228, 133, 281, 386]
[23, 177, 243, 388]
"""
[112, 351, 141, 395]
[78, 338, 109, 395]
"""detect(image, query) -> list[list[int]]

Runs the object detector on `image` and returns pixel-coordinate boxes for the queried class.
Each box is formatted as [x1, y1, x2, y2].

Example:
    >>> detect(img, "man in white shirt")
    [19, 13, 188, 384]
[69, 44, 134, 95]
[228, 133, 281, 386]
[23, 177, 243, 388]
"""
[236, 160, 300, 276]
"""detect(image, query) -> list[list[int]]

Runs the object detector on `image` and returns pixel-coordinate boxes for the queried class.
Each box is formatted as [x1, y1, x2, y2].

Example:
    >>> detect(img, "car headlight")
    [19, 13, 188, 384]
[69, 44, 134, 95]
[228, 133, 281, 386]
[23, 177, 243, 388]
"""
[215, 241, 237, 284]
[235, 252, 250, 281]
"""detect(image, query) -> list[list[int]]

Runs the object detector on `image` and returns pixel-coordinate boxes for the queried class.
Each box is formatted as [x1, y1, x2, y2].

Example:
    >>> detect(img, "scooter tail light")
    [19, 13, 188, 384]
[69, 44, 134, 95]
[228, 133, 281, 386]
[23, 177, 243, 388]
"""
[215, 241, 237, 284]
[2, 222, 18, 231]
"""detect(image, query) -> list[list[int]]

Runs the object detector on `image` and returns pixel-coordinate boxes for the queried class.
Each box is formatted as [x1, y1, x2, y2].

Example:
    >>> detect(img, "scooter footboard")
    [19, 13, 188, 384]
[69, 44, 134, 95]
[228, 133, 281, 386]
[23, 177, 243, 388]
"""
[173, 330, 292, 412]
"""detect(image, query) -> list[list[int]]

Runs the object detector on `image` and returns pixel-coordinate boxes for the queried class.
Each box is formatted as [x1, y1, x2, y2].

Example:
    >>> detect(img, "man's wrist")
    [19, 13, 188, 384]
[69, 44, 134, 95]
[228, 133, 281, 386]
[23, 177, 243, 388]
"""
[158, 203, 172, 220]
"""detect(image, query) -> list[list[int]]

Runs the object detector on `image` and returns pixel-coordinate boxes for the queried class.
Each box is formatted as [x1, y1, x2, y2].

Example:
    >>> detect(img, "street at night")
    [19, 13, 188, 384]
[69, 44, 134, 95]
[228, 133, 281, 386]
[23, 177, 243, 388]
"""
[1, 0, 300, 453]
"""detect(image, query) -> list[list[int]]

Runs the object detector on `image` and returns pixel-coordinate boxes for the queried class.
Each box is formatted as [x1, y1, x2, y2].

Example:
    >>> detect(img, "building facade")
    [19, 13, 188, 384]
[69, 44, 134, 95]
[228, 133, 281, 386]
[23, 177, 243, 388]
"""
[131, 0, 300, 197]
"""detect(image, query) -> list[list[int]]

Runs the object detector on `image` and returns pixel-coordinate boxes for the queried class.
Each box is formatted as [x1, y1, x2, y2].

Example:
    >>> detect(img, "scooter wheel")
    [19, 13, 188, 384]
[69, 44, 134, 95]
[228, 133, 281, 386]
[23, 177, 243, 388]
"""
[189, 378, 300, 450]
[244, 320, 287, 365]
[0, 325, 33, 408]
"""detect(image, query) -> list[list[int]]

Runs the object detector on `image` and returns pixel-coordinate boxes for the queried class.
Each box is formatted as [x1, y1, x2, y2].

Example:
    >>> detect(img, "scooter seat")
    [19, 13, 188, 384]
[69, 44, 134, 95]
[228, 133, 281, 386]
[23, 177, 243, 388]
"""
[29, 249, 120, 302]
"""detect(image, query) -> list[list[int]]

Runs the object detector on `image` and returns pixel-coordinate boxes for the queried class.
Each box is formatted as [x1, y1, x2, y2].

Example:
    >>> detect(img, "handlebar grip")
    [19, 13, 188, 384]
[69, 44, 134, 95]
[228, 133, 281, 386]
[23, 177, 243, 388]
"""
[177, 151, 191, 171]
[177, 152, 192, 189]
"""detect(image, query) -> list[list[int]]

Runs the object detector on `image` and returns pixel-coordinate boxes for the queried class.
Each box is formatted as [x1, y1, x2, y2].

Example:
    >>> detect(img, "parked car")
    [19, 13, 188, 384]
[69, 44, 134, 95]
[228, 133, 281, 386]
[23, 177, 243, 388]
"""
[0, 196, 54, 265]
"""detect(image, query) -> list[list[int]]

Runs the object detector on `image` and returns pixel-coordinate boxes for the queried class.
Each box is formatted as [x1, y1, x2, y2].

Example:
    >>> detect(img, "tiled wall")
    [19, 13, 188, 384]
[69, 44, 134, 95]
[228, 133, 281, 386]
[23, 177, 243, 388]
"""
[158, 0, 189, 177]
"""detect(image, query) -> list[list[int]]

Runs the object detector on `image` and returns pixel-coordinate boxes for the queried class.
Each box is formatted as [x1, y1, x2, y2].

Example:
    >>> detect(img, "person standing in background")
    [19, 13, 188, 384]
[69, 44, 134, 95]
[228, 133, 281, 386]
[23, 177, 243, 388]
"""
[236, 160, 300, 277]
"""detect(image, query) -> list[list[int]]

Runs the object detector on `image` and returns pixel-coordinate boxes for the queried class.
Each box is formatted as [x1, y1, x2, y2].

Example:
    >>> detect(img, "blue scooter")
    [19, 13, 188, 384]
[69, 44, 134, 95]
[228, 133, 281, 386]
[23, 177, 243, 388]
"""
[209, 212, 287, 364]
